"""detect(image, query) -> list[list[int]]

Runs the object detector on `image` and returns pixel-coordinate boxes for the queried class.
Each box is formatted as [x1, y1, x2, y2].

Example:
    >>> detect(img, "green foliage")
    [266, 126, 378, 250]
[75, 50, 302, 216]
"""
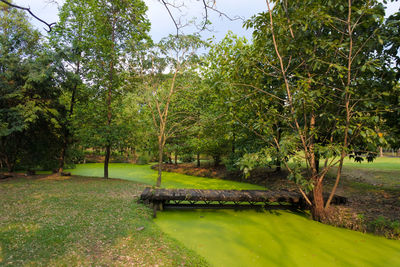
[223, 153, 242, 172]
[180, 153, 194, 163]
[368, 216, 400, 239]
[51, 0, 152, 175]
[0, 3, 64, 171]
[237, 153, 262, 178]
[206, 0, 399, 203]
[137, 154, 150, 165]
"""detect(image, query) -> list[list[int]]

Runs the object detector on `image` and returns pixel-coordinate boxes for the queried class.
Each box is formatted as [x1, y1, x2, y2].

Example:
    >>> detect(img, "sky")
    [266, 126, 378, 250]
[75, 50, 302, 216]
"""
[10, 0, 400, 43]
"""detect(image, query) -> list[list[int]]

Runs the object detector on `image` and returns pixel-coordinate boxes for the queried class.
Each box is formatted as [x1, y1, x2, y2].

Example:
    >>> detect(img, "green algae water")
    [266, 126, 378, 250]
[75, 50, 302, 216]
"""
[67, 163, 400, 266]
[67, 163, 263, 190]
[156, 209, 400, 267]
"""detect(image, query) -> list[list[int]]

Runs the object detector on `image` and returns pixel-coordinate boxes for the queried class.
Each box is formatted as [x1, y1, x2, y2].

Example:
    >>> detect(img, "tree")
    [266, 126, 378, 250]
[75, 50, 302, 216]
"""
[381, 10, 400, 150]
[49, 0, 92, 174]
[0, 3, 63, 171]
[139, 34, 204, 187]
[205, 33, 285, 171]
[205, 0, 397, 221]
[247, 0, 397, 221]
[62, 0, 150, 178]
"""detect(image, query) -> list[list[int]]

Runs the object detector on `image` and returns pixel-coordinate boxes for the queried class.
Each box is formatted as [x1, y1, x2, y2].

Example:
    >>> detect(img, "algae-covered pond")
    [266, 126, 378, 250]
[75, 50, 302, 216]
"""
[67, 163, 263, 190]
[156, 209, 400, 266]
[68, 163, 400, 266]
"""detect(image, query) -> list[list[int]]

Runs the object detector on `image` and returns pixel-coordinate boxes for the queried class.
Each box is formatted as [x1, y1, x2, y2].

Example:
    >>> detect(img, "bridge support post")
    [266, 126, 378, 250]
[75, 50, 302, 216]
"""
[152, 201, 164, 218]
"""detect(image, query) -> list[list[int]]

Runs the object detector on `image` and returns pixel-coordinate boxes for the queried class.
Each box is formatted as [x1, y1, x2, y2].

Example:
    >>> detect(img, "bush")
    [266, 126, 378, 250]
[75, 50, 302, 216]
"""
[137, 154, 150, 165]
[224, 153, 242, 171]
[180, 154, 194, 163]
[110, 155, 125, 163]
[368, 216, 400, 239]
[67, 147, 85, 164]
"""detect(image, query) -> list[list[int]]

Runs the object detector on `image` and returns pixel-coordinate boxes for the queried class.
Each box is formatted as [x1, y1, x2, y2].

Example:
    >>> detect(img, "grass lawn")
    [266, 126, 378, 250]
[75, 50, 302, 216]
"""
[283, 156, 400, 189]
[0, 175, 207, 266]
[342, 156, 400, 171]
[335, 157, 400, 189]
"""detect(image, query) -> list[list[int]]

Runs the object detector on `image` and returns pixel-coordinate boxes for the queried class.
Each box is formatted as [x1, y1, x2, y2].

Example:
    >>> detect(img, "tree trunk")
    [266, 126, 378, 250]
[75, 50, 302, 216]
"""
[5, 157, 15, 173]
[232, 131, 236, 154]
[58, 52, 80, 175]
[104, 144, 110, 178]
[58, 142, 67, 174]
[275, 159, 281, 172]
[174, 152, 178, 165]
[275, 124, 281, 172]
[58, 85, 77, 174]
[379, 146, 383, 157]
[315, 154, 320, 173]
[213, 155, 221, 167]
[311, 179, 326, 222]
[104, 81, 112, 179]
[157, 143, 163, 187]
[197, 153, 200, 167]
[104, 12, 115, 179]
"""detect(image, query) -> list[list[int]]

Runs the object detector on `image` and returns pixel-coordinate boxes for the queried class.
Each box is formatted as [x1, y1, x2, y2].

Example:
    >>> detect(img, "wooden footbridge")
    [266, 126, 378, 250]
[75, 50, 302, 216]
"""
[140, 188, 347, 217]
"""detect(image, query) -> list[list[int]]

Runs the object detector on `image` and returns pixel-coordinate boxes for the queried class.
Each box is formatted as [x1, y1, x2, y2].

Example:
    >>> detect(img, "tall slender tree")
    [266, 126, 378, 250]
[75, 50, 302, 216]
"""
[53, 0, 150, 178]
[49, 0, 91, 174]
[89, 0, 150, 178]
[139, 34, 203, 187]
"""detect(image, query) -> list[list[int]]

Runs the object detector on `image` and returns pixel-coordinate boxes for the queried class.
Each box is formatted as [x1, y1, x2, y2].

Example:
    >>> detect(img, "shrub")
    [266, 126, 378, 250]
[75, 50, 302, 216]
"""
[180, 154, 194, 163]
[137, 154, 150, 165]
[368, 216, 400, 239]
[224, 153, 242, 172]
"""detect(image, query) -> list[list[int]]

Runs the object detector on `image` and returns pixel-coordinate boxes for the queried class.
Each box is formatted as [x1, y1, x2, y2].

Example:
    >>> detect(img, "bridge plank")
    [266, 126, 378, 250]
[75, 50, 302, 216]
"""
[140, 188, 346, 206]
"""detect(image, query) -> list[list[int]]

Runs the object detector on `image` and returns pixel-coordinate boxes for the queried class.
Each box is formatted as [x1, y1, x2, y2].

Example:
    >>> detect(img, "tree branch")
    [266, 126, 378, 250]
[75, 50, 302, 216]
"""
[0, 0, 56, 32]
[158, 0, 244, 35]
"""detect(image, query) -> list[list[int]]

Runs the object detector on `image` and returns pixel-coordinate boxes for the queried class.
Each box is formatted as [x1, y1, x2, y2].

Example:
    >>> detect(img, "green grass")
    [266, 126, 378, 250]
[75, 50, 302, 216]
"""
[342, 157, 400, 171]
[66, 163, 264, 190]
[336, 157, 400, 189]
[0, 176, 208, 266]
[285, 156, 400, 189]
